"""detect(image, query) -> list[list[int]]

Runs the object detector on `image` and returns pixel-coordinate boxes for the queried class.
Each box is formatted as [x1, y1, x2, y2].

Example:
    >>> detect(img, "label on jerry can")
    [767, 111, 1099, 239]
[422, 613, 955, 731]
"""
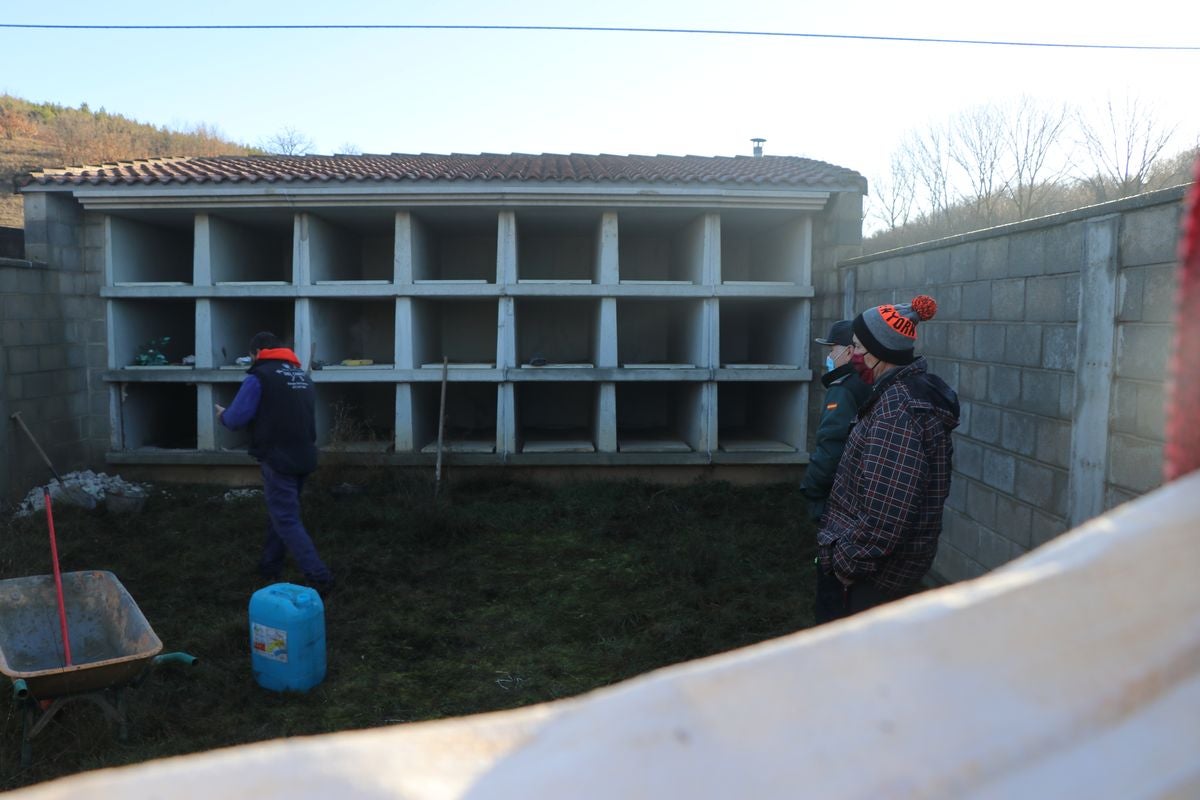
[252, 622, 289, 662]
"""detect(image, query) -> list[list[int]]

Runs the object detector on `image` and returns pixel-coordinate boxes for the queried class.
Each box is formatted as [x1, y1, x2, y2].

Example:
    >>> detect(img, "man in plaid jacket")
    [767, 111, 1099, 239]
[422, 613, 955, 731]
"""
[815, 295, 960, 624]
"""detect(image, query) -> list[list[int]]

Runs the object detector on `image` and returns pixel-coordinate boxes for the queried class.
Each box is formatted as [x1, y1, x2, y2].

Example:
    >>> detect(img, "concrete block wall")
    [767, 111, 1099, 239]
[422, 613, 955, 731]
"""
[835, 186, 1186, 584]
[0, 192, 107, 505]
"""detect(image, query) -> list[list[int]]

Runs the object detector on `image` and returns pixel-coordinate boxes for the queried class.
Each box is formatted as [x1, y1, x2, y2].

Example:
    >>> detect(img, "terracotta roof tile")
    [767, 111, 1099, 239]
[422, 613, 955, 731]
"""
[22, 153, 866, 191]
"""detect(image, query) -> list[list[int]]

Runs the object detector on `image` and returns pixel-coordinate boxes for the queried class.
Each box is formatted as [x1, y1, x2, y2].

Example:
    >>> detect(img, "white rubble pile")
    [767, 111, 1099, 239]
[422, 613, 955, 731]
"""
[14, 470, 148, 517]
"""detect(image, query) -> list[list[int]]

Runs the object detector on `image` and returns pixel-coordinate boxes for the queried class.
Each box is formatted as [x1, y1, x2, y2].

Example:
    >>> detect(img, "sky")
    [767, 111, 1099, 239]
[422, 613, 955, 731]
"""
[3, 0, 1197, 225]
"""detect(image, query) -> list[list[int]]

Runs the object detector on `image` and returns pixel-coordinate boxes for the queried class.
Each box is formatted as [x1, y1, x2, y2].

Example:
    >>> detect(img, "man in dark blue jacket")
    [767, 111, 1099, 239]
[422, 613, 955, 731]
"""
[216, 331, 332, 595]
[801, 320, 871, 521]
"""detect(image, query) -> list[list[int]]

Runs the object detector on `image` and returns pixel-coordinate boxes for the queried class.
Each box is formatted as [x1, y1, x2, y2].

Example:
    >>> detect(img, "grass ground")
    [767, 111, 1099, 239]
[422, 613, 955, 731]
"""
[0, 471, 818, 789]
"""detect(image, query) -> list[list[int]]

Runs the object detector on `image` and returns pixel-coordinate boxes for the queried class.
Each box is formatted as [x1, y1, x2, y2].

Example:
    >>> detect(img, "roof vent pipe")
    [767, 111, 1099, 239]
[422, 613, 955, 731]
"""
[751, 138, 766, 158]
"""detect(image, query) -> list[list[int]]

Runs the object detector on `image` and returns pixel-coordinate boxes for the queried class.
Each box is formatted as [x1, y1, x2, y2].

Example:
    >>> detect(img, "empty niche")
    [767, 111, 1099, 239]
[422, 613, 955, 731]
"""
[310, 300, 395, 368]
[211, 299, 294, 368]
[719, 300, 805, 368]
[516, 212, 598, 282]
[717, 382, 803, 453]
[411, 299, 497, 369]
[307, 212, 393, 283]
[411, 211, 496, 283]
[516, 383, 596, 453]
[315, 383, 395, 452]
[117, 383, 197, 450]
[720, 213, 810, 284]
[112, 299, 196, 368]
[414, 382, 497, 454]
[209, 214, 293, 284]
[108, 214, 193, 285]
[212, 383, 250, 452]
[618, 299, 705, 368]
[515, 299, 597, 367]
[617, 211, 704, 283]
[616, 383, 702, 452]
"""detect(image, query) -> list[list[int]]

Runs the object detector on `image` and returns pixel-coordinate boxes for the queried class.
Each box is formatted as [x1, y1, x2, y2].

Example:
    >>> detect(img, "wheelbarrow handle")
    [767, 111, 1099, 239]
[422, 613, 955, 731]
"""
[10, 411, 62, 482]
[153, 652, 199, 668]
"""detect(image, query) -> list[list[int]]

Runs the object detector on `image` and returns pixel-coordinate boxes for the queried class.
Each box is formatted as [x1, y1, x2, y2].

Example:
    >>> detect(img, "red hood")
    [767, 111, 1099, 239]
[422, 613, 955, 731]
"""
[254, 348, 302, 366]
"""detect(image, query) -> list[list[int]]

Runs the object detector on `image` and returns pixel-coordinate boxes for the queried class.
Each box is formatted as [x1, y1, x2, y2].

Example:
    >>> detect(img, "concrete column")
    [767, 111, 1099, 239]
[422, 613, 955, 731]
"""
[496, 297, 516, 370]
[193, 213, 212, 286]
[497, 211, 518, 285]
[103, 216, 116, 286]
[395, 383, 414, 452]
[394, 211, 414, 284]
[108, 384, 123, 450]
[596, 297, 617, 368]
[1068, 215, 1119, 528]
[395, 298, 414, 370]
[196, 384, 216, 449]
[702, 213, 721, 285]
[497, 382, 516, 459]
[595, 212, 618, 284]
[595, 383, 617, 453]
[295, 213, 311, 285]
[294, 298, 313, 370]
[195, 299, 214, 369]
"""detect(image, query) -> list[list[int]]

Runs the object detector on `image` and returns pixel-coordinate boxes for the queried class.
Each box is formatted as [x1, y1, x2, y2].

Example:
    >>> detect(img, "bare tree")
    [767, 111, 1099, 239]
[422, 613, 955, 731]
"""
[1005, 97, 1072, 220]
[1077, 96, 1176, 203]
[262, 126, 314, 156]
[870, 153, 918, 232]
[950, 105, 1007, 222]
[336, 142, 362, 155]
[901, 126, 953, 223]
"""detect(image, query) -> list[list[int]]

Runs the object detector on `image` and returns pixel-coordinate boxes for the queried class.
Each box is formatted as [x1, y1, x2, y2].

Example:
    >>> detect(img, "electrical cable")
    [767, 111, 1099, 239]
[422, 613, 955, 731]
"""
[0, 22, 1196, 51]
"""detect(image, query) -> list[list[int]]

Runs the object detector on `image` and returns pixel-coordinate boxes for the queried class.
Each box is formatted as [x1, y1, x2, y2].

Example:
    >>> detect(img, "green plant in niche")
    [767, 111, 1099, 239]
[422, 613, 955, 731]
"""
[134, 336, 172, 366]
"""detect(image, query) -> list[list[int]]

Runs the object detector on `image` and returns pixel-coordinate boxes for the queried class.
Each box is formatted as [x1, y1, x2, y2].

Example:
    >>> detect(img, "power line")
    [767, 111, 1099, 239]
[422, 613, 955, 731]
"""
[0, 22, 1197, 51]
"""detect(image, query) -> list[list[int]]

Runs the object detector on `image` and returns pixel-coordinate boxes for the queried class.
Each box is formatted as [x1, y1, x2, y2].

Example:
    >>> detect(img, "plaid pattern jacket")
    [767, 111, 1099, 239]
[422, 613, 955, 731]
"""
[817, 357, 960, 593]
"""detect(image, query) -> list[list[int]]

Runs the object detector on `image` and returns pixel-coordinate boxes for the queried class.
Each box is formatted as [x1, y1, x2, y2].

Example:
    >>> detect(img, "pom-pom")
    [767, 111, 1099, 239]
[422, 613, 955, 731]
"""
[911, 295, 938, 321]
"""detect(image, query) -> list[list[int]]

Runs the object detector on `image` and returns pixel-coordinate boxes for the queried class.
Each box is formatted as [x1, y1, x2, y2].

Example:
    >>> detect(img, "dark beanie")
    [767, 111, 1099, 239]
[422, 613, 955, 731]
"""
[852, 295, 938, 365]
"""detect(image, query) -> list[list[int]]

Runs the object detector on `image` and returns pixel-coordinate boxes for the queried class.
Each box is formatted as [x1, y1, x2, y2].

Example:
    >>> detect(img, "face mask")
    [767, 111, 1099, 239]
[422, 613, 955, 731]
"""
[850, 352, 875, 385]
[824, 355, 836, 372]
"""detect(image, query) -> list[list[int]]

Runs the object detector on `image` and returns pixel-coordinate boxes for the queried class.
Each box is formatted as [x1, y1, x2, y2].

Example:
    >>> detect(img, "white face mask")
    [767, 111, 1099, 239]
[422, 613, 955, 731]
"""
[825, 355, 837, 372]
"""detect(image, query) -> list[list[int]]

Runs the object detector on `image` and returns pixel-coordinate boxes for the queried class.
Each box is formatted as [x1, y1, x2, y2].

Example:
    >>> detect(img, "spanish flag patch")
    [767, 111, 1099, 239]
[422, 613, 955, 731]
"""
[826, 402, 838, 410]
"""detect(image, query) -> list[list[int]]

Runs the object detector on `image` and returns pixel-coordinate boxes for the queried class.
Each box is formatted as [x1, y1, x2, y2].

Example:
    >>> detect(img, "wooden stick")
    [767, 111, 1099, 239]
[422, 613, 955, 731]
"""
[435, 357, 448, 499]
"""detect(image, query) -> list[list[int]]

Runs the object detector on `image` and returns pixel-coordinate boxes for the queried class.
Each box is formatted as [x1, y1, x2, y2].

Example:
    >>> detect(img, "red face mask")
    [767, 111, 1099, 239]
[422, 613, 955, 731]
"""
[850, 352, 875, 385]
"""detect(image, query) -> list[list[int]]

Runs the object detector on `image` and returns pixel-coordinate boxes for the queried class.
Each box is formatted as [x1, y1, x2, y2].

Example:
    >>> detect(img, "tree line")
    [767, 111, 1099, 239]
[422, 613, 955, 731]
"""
[865, 96, 1198, 254]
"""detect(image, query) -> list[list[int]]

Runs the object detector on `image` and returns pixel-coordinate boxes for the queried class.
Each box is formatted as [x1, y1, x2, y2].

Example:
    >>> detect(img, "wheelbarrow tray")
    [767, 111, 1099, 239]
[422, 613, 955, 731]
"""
[0, 570, 162, 699]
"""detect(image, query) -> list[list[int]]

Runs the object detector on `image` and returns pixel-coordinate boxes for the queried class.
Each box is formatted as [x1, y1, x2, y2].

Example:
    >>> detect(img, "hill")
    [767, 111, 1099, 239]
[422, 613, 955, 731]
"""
[1, 94, 259, 229]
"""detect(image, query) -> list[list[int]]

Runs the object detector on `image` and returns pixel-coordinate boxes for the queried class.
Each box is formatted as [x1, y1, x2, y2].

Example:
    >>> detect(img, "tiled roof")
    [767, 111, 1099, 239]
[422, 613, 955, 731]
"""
[23, 153, 866, 191]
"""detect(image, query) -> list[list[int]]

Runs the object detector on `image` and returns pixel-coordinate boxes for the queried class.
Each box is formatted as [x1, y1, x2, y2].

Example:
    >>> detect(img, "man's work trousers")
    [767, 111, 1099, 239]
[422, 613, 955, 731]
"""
[258, 463, 332, 585]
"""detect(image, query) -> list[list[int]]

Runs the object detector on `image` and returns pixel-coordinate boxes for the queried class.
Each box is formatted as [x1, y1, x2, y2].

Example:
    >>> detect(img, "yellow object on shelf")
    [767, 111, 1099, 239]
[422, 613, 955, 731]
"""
[339, 359, 374, 367]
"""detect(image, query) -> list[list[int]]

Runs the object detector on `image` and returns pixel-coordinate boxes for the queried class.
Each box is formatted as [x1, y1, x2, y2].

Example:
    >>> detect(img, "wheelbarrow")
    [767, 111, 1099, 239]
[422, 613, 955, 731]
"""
[0, 569, 197, 767]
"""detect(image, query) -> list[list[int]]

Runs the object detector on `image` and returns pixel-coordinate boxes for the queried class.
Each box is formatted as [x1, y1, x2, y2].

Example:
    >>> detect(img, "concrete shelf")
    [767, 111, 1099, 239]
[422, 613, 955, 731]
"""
[617, 298, 708, 370]
[408, 298, 499, 370]
[717, 382, 806, 454]
[107, 215, 193, 284]
[409, 210, 497, 283]
[409, 381, 498, 455]
[718, 299, 807, 370]
[204, 214, 293, 284]
[315, 383, 396, 450]
[99, 203, 820, 467]
[515, 382, 603, 455]
[114, 383, 198, 450]
[616, 382, 705, 453]
[303, 211, 394, 283]
[309, 298, 396, 367]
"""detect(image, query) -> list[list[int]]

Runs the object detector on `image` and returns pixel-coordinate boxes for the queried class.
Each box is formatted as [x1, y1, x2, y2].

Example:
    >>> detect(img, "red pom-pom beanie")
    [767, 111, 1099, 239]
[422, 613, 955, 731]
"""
[853, 295, 938, 365]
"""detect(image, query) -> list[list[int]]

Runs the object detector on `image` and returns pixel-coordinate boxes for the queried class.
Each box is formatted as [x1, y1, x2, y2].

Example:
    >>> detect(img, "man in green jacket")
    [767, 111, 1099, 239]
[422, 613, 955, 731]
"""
[801, 320, 871, 521]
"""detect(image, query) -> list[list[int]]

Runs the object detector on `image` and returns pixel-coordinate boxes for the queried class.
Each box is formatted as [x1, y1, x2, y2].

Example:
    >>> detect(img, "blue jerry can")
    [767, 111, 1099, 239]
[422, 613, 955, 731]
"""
[249, 583, 326, 692]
